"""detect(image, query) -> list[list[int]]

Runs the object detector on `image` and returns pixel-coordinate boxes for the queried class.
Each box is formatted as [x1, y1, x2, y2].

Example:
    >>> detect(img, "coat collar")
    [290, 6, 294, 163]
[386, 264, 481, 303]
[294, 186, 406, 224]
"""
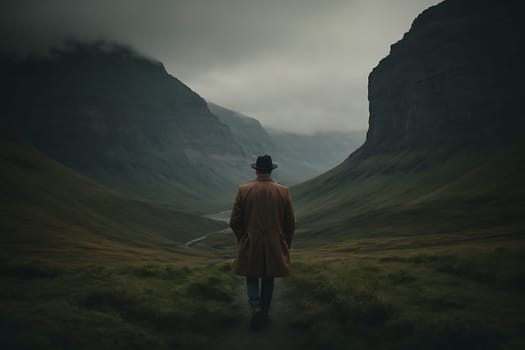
[255, 173, 273, 181]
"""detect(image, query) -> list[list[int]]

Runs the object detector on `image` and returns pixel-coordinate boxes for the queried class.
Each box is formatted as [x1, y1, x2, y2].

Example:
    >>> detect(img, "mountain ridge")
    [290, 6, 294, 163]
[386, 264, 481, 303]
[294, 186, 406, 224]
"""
[1, 40, 249, 210]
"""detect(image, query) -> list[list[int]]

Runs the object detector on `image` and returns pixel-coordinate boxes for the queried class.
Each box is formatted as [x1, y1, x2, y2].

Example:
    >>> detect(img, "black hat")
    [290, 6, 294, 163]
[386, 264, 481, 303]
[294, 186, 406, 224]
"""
[251, 155, 278, 170]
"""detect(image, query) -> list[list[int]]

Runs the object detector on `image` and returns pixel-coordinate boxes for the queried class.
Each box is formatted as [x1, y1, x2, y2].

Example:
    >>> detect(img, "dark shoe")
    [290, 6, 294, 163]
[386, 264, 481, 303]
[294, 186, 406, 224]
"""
[260, 311, 269, 328]
[250, 309, 264, 331]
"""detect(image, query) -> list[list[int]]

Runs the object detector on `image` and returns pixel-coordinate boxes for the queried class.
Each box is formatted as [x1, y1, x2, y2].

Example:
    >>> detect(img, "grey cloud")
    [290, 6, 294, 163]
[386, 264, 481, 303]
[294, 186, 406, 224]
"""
[1, 0, 442, 133]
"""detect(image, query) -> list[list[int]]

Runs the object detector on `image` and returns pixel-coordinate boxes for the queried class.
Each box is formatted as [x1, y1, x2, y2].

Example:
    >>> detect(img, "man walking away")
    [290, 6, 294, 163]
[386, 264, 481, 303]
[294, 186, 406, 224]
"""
[230, 155, 295, 331]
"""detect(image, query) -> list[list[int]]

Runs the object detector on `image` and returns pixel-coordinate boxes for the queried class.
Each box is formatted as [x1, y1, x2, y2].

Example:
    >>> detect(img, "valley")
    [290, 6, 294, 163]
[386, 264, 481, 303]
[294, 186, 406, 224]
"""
[1, 0, 524, 348]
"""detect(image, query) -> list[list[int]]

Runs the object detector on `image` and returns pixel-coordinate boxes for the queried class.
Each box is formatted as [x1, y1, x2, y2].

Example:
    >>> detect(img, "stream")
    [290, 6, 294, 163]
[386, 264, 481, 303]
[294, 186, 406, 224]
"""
[185, 210, 231, 247]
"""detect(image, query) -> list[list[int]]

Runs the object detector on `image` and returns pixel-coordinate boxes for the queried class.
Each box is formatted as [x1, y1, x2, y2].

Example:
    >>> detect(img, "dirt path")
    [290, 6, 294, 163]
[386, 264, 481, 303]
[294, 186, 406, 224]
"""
[191, 211, 305, 348]
[213, 278, 306, 350]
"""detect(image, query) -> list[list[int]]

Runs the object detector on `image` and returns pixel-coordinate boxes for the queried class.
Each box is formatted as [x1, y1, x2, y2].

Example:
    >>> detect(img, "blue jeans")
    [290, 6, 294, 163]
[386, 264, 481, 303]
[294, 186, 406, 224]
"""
[246, 277, 274, 313]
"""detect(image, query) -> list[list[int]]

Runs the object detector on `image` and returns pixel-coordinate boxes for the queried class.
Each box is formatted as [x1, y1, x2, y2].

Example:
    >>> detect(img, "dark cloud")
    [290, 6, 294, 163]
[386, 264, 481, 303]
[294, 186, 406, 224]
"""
[1, 0, 442, 133]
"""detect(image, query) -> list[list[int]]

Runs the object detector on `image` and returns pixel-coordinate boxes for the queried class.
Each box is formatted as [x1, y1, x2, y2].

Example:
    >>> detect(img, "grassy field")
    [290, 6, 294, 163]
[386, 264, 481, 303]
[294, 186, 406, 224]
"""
[0, 260, 241, 349]
[185, 227, 525, 349]
[3, 139, 524, 349]
[286, 232, 525, 349]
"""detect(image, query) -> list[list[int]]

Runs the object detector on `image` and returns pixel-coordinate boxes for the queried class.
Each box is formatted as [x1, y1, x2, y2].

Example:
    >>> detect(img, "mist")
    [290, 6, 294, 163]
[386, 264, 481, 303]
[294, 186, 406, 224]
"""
[1, 0, 442, 133]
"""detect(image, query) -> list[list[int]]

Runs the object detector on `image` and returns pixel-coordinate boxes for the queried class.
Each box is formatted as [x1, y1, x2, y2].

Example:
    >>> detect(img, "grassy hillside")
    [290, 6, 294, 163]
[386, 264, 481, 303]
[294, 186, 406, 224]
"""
[284, 142, 525, 347]
[0, 139, 226, 264]
[0, 139, 245, 349]
[292, 143, 525, 245]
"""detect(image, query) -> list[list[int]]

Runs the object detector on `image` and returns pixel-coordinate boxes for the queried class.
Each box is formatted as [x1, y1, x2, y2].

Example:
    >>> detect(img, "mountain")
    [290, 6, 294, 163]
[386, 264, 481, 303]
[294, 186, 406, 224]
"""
[293, 0, 524, 243]
[207, 102, 274, 160]
[267, 128, 366, 184]
[208, 102, 365, 184]
[0, 138, 225, 263]
[1, 41, 250, 211]
[363, 0, 522, 155]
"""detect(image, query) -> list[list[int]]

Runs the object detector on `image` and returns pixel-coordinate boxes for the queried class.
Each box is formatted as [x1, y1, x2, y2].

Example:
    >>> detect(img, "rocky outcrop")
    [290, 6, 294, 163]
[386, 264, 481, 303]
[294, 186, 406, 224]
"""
[1, 41, 248, 208]
[362, 0, 523, 155]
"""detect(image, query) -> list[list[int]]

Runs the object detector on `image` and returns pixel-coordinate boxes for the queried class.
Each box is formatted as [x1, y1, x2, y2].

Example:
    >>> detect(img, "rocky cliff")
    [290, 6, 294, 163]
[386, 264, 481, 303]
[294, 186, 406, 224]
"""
[1, 41, 248, 208]
[362, 0, 523, 155]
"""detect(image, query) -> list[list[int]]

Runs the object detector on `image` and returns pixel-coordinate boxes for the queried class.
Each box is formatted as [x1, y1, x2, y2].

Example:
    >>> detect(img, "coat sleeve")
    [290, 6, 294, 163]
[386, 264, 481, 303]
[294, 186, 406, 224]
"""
[229, 187, 244, 242]
[283, 189, 296, 249]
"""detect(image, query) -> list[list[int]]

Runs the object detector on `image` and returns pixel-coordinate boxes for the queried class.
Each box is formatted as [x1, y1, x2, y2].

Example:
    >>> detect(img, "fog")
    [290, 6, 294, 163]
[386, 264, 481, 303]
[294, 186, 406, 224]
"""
[1, 0, 442, 133]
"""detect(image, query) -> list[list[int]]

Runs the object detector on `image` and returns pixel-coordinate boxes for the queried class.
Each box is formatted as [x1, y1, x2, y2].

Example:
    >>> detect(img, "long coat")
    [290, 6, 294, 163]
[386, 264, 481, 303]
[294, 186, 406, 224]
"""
[229, 174, 295, 277]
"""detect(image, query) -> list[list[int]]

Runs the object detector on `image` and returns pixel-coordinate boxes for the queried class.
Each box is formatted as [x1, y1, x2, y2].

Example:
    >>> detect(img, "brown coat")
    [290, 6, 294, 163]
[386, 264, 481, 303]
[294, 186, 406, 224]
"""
[230, 174, 295, 277]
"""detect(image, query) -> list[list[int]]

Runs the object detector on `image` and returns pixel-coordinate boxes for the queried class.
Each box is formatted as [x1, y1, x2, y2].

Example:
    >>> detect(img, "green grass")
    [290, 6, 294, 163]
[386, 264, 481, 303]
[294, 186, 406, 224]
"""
[0, 260, 241, 350]
[173, 143, 525, 349]
[0, 139, 226, 264]
[286, 142, 525, 348]
[3, 138, 525, 349]
[286, 235, 525, 349]
[291, 143, 525, 245]
[0, 139, 245, 349]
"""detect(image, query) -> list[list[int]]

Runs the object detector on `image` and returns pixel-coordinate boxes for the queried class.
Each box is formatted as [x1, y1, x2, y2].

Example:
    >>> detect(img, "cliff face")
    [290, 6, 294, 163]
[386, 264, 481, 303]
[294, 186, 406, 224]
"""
[1, 42, 247, 208]
[362, 0, 523, 155]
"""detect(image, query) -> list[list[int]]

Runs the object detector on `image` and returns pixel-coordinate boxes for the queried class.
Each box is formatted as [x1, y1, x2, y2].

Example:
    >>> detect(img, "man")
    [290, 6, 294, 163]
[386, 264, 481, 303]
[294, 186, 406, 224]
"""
[230, 154, 295, 331]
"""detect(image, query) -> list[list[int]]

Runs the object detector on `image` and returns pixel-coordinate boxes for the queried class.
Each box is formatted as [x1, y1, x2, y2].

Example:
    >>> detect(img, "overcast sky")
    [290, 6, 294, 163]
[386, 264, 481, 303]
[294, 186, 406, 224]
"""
[2, 0, 441, 134]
